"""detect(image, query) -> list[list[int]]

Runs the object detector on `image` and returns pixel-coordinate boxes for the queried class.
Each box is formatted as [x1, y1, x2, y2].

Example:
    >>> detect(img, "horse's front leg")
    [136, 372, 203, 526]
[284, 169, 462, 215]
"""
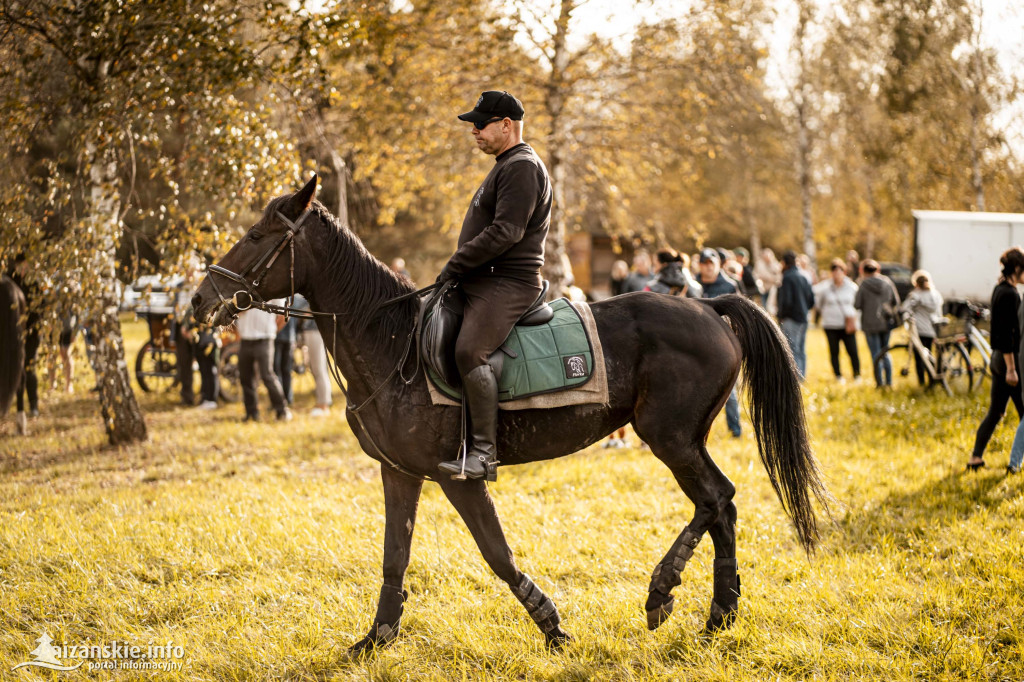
[438, 478, 570, 648]
[349, 466, 423, 656]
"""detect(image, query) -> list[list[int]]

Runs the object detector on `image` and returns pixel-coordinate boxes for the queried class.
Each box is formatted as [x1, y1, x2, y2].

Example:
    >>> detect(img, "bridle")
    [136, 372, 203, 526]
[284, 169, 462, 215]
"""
[204, 206, 440, 480]
[206, 207, 313, 322]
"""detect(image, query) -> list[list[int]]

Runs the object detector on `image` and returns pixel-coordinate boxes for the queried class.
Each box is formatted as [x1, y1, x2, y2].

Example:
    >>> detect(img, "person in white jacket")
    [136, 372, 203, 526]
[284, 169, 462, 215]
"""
[814, 258, 861, 381]
[901, 270, 944, 385]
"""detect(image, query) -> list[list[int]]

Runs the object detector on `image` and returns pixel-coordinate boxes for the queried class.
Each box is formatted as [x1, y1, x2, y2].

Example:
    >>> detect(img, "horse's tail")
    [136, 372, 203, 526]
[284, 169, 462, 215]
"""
[0, 276, 26, 416]
[702, 294, 831, 553]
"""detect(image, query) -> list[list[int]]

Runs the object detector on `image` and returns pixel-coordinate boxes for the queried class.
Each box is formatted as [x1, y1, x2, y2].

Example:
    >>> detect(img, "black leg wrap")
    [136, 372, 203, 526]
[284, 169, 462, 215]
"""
[646, 527, 701, 630]
[511, 574, 563, 637]
[704, 558, 740, 634]
[348, 584, 408, 657]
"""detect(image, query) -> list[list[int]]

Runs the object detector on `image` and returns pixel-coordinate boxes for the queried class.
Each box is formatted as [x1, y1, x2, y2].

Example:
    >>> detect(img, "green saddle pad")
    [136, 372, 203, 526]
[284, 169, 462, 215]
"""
[427, 298, 595, 402]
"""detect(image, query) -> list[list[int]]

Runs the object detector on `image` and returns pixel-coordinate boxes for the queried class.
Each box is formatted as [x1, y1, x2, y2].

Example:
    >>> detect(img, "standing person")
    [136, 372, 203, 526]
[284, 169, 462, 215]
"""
[697, 248, 742, 437]
[901, 270, 944, 386]
[643, 249, 702, 297]
[294, 296, 332, 417]
[605, 260, 632, 448]
[754, 248, 782, 314]
[390, 257, 412, 282]
[9, 255, 39, 418]
[57, 312, 78, 393]
[1006, 287, 1024, 474]
[435, 90, 551, 481]
[846, 249, 860, 282]
[733, 247, 763, 303]
[967, 248, 1024, 470]
[609, 259, 629, 297]
[776, 250, 815, 380]
[621, 251, 653, 293]
[854, 259, 901, 388]
[814, 258, 861, 382]
[274, 307, 298, 406]
[796, 254, 815, 284]
[236, 302, 291, 422]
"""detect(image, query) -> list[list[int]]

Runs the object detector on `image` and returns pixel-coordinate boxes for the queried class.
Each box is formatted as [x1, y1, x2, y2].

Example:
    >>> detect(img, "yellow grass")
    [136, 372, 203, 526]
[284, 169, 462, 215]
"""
[1, 314, 1023, 680]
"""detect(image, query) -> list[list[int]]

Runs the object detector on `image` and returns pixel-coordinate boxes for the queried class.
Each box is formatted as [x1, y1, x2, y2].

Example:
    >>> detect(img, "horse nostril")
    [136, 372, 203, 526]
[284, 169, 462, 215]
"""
[191, 293, 203, 310]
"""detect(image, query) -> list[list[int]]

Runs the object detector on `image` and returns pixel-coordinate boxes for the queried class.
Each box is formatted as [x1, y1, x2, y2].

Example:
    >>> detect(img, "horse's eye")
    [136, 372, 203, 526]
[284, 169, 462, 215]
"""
[249, 233, 263, 242]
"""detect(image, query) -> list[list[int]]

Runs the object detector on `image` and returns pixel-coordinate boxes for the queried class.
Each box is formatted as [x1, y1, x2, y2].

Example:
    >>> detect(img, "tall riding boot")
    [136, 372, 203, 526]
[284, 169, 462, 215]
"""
[438, 364, 499, 481]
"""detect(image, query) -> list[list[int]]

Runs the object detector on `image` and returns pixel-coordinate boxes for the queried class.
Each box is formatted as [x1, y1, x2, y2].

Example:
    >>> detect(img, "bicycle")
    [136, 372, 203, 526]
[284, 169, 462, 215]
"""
[873, 311, 974, 396]
[961, 301, 991, 389]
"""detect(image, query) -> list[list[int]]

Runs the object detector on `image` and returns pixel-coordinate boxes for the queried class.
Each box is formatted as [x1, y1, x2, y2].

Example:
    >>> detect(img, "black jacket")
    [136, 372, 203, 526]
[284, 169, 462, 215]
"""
[776, 267, 814, 323]
[446, 143, 552, 281]
[989, 280, 1020, 355]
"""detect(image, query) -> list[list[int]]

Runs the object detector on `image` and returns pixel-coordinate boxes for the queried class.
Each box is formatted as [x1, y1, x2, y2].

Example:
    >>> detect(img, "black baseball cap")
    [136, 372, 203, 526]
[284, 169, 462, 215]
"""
[458, 91, 525, 123]
[699, 248, 720, 263]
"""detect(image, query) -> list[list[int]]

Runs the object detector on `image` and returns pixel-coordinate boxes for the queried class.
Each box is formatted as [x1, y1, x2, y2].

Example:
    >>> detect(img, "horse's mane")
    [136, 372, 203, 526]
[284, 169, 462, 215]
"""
[268, 195, 419, 354]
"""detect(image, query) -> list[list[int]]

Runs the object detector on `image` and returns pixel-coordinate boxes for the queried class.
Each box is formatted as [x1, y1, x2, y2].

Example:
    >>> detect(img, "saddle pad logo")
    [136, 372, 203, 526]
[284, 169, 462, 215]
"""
[563, 355, 587, 379]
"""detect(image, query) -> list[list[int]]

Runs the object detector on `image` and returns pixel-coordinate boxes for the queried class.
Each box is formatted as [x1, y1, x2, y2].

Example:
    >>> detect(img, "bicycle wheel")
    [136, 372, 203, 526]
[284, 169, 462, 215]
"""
[967, 339, 990, 390]
[874, 343, 920, 391]
[940, 342, 974, 396]
[135, 341, 177, 393]
[218, 341, 241, 403]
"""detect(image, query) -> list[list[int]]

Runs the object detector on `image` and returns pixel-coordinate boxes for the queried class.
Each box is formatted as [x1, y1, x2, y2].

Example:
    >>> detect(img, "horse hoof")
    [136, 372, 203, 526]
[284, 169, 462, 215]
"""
[347, 623, 398, 658]
[545, 628, 572, 650]
[645, 594, 674, 631]
[702, 601, 736, 634]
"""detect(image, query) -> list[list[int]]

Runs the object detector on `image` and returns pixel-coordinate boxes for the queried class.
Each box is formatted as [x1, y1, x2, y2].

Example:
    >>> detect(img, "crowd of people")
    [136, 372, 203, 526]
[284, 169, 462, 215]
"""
[12, 238, 1024, 475]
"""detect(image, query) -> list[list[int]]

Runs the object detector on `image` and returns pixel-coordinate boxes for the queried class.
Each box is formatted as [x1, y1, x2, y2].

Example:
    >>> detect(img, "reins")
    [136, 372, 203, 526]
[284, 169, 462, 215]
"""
[205, 207, 442, 480]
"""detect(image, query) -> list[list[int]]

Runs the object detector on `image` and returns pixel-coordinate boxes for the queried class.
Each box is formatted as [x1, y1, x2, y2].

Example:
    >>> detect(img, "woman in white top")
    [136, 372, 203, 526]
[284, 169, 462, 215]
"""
[813, 258, 861, 381]
[901, 270, 944, 385]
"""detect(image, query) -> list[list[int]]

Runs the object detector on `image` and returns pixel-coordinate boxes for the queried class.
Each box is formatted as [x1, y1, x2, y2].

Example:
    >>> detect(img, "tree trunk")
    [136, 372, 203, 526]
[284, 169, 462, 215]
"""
[793, 1, 816, 269]
[969, 104, 985, 211]
[540, 0, 574, 299]
[85, 142, 148, 445]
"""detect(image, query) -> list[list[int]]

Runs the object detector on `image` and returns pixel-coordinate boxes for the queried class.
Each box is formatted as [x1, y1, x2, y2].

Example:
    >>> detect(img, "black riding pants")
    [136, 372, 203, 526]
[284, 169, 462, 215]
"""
[972, 352, 1024, 459]
[454, 274, 542, 378]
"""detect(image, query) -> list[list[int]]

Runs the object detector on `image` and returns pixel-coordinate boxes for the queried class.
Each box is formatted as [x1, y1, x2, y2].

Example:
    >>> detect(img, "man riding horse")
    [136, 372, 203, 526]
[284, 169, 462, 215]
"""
[436, 90, 552, 481]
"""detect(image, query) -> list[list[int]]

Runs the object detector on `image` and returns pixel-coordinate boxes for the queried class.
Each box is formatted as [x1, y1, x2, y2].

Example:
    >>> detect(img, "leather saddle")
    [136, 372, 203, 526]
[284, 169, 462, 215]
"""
[421, 280, 553, 389]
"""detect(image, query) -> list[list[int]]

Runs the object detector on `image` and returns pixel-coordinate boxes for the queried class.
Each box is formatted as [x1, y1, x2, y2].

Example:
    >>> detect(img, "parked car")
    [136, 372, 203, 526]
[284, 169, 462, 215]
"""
[879, 262, 913, 302]
[121, 274, 184, 312]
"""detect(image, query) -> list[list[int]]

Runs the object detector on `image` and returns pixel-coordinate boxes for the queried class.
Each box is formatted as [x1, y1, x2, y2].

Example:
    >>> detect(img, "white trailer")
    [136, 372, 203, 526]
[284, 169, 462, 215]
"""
[913, 209, 1024, 303]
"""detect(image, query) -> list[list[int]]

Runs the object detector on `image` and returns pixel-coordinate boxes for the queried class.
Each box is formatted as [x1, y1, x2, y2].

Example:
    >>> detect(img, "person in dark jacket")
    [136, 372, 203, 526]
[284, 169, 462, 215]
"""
[967, 247, 1024, 470]
[697, 248, 742, 436]
[436, 91, 552, 481]
[776, 250, 815, 380]
[733, 247, 764, 303]
[621, 251, 653, 293]
[854, 259, 901, 387]
[644, 249, 702, 297]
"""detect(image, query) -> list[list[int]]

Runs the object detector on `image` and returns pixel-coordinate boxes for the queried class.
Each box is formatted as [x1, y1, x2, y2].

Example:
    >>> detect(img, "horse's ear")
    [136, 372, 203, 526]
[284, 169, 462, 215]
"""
[284, 173, 318, 217]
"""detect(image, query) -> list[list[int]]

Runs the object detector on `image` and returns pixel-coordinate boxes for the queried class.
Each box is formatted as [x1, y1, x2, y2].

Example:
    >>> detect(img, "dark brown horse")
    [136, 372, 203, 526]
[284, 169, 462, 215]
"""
[191, 176, 830, 653]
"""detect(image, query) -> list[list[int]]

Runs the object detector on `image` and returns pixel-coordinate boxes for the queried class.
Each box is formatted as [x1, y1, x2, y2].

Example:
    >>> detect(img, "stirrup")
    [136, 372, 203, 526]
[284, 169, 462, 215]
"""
[439, 454, 498, 482]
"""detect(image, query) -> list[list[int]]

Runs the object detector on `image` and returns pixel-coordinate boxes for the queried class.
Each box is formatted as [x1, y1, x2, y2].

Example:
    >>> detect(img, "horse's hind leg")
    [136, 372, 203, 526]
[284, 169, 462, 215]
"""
[705, 489, 740, 633]
[641, 436, 737, 634]
[438, 477, 570, 648]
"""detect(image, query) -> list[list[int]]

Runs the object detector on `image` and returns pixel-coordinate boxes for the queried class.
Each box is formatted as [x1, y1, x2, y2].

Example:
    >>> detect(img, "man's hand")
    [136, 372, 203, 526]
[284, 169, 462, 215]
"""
[436, 263, 458, 284]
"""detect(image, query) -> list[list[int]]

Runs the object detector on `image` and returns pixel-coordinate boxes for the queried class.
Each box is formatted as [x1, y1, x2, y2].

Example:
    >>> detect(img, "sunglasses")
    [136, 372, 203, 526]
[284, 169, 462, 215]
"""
[473, 117, 504, 130]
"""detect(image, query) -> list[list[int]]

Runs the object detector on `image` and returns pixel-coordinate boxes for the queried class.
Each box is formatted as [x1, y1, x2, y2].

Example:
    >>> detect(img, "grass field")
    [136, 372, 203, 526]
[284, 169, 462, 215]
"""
[2, 314, 1023, 681]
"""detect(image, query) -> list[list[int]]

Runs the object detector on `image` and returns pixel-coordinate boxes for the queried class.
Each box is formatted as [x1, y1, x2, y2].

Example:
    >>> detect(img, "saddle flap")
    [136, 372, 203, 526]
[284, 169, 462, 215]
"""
[421, 283, 464, 389]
